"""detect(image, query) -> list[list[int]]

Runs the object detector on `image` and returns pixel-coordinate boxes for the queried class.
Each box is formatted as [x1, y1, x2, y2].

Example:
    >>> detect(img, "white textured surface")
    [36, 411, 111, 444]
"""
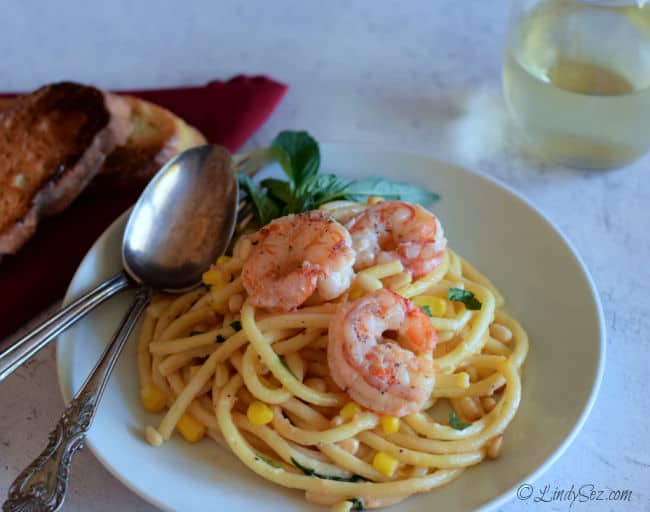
[0, 1, 648, 511]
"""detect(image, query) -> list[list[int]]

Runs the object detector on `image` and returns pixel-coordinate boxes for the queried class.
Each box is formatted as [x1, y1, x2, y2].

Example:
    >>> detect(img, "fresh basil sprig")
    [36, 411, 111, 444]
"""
[238, 130, 440, 226]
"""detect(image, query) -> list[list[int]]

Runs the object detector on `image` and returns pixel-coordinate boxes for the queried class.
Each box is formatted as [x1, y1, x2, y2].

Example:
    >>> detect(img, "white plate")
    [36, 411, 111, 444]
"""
[57, 143, 605, 512]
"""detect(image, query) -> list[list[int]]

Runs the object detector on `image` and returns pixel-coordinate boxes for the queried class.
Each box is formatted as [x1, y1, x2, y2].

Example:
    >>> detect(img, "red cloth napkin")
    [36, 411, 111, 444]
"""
[0, 76, 287, 341]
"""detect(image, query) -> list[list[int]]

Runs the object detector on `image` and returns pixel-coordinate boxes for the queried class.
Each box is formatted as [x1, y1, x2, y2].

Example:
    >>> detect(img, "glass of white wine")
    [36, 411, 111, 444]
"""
[503, 0, 650, 169]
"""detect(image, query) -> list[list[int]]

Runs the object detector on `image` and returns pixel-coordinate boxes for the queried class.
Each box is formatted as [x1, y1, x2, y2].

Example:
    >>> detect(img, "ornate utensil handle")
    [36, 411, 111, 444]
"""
[0, 272, 131, 382]
[3, 287, 152, 512]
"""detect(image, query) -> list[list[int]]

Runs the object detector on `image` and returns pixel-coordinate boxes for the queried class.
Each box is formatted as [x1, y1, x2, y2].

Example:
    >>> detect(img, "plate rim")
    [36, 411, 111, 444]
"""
[56, 141, 606, 512]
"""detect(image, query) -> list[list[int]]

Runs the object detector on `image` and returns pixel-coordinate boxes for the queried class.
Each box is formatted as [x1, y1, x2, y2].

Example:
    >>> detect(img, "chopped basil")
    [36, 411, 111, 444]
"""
[449, 411, 471, 430]
[290, 457, 369, 482]
[230, 321, 242, 332]
[215, 334, 226, 343]
[448, 288, 482, 310]
[420, 305, 433, 317]
[256, 453, 281, 468]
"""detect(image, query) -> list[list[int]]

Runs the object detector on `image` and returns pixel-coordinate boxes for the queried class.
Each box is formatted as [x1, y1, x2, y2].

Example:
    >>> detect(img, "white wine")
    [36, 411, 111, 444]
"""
[503, 0, 650, 169]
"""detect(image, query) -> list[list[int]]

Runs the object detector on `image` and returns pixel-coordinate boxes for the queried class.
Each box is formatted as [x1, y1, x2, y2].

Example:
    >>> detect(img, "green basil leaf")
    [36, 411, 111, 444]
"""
[449, 411, 472, 430]
[420, 305, 433, 317]
[271, 131, 320, 190]
[290, 457, 316, 476]
[290, 458, 369, 482]
[343, 176, 440, 206]
[448, 288, 482, 310]
[261, 177, 306, 214]
[256, 453, 281, 468]
[215, 334, 226, 343]
[230, 321, 242, 332]
[284, 189, 315, 215]
[238, 173, 281, 226]
[260, 178, 294, 204]
[307, 174, 350, 205]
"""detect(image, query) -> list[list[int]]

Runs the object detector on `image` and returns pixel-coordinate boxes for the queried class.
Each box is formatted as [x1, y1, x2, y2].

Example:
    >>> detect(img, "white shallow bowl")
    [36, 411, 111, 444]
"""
[57, 143, 605, 512]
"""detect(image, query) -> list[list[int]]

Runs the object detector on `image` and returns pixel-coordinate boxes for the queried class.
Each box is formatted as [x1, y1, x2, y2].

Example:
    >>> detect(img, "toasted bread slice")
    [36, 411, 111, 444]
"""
[98, 95, 206, 188]
[1, 93, 206, 189]
[0, 82, 131, 255]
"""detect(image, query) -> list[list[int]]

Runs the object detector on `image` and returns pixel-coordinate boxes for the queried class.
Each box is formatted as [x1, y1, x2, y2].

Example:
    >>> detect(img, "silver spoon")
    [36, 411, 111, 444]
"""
[0, 148, 266, 382]
[3, 144, 238, 512]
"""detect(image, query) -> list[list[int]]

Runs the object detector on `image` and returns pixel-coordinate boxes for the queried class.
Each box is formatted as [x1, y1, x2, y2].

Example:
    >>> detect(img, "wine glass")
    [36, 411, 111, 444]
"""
[503, 0, 650, 169]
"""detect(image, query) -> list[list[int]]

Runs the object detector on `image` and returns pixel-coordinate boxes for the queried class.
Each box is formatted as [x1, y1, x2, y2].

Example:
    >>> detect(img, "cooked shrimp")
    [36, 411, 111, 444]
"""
[242, 211, 355, 312]
[345, 200, 447, 278]
[328, 288, 438, 417]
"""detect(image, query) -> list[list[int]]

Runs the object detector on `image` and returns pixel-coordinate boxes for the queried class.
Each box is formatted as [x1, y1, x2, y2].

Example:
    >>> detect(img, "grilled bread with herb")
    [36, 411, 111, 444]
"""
[0, 82, 131, 256]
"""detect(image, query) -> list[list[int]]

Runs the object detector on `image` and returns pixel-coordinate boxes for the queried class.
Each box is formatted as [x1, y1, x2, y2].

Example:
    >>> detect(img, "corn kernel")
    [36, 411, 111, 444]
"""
[140, 384, 167, 413]
[202, 267, 228, 288]
[340, 402, 361, 421]
[176, 413, 205, 443]
[413, 295, 447, 317]
[247, 401, 274, 426]
[380, 415, 400, 434]
[216, 255, 232, 266]
[372, 451, 398, 476]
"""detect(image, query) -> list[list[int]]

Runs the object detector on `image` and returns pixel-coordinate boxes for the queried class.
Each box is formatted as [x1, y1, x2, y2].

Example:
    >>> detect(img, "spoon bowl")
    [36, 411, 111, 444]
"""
[123, 144, 238, 291]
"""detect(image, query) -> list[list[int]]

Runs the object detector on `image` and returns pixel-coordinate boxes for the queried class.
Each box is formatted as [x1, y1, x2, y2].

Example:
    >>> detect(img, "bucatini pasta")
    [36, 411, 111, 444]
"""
[137, 198, 528, 511]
